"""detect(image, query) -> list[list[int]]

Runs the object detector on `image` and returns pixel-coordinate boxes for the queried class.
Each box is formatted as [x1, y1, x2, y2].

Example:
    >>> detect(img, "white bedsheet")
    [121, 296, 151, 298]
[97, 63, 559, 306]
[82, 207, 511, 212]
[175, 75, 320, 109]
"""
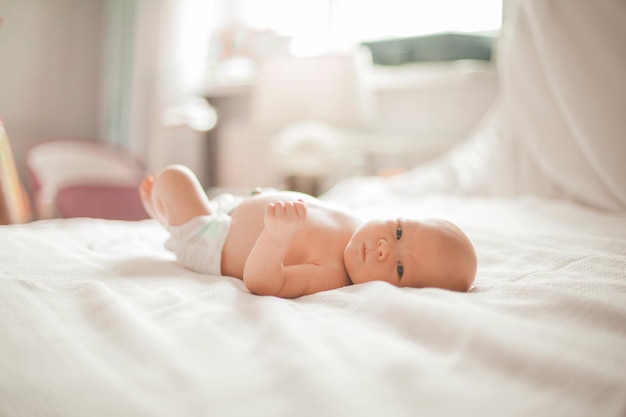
[2, 192, 625, 417]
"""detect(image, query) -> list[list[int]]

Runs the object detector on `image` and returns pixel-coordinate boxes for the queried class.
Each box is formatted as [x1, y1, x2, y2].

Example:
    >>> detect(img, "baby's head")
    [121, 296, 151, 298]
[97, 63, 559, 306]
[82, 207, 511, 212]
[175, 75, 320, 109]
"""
[344, 217, 477, 292]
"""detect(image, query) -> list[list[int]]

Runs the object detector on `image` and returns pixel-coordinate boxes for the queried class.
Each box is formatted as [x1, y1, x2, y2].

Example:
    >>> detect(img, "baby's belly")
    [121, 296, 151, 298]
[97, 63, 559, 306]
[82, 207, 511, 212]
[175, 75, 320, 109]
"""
[220, 191, 313, 278]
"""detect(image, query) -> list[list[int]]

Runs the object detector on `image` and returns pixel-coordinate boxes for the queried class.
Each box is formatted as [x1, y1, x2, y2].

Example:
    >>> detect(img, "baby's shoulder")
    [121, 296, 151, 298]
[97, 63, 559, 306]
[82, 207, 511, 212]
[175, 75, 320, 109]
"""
[305, 260, 352, 291]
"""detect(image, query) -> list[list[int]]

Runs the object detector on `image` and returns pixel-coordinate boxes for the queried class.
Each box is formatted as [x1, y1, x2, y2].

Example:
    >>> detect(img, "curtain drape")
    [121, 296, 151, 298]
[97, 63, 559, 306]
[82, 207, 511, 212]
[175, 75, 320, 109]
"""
[101, 0, 215, 175]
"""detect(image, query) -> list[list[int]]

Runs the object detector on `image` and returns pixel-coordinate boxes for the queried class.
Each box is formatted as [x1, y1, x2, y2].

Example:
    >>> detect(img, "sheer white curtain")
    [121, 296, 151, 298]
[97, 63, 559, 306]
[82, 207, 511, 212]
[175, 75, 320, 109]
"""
[385, 0, 626, 211]
[101, 0, 137, 149]
[101, 0, 215, 173]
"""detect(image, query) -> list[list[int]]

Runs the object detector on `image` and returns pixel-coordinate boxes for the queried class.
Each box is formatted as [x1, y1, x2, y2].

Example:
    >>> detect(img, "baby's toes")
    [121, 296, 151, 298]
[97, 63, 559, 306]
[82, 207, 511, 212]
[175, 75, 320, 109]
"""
[140, 175, 155, 196]
[139, 175, 157, 218]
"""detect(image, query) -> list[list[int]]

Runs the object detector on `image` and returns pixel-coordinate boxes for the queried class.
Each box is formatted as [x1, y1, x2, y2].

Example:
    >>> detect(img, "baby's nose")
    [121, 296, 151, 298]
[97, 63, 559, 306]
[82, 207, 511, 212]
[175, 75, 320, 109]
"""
[377, 239, 389, 260]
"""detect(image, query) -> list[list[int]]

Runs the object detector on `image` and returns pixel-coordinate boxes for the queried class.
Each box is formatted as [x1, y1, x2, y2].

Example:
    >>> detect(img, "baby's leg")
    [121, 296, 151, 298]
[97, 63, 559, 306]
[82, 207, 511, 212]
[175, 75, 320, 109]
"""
[139, 165, 213, 227]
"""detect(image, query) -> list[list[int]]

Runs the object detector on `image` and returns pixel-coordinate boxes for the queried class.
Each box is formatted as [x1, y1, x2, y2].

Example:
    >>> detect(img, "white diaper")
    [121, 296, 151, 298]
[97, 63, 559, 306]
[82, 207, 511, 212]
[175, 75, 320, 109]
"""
[164, 193, 244, 275]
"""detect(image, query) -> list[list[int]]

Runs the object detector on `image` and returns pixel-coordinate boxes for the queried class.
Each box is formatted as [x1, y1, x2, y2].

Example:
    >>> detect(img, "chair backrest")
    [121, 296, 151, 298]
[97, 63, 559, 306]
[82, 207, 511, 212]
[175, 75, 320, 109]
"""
[25, 139, 147, 220]
[0, 120, 30, 224]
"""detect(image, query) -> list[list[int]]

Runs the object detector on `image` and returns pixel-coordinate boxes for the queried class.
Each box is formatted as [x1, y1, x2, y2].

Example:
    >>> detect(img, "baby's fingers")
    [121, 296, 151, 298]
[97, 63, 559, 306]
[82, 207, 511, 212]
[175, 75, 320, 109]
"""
[293, 200, 307, 219]
[265, 202, 278, 218]
[264, 201, 306, 220]
[278, 200, 306, 220]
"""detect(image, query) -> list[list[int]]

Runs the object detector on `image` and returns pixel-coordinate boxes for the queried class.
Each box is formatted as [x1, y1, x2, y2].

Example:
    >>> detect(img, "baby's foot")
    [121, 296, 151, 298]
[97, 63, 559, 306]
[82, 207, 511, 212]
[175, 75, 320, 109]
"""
[139, 175, 158, 220]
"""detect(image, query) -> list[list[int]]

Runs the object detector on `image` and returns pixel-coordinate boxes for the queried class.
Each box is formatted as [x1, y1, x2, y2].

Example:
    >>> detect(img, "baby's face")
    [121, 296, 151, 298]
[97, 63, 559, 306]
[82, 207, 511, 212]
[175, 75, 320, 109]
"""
[343, 218, 476, 292]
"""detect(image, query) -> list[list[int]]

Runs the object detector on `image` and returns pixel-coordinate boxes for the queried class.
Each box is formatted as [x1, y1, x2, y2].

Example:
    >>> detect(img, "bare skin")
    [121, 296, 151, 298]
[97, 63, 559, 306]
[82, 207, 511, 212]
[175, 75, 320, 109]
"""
[140, 165, 477, 298]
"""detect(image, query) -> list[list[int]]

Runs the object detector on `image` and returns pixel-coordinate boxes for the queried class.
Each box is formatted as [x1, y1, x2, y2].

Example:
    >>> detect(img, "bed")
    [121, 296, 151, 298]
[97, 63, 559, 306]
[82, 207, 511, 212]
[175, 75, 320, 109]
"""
[2, 188, 626, 417]
[2, 1, 626, 416]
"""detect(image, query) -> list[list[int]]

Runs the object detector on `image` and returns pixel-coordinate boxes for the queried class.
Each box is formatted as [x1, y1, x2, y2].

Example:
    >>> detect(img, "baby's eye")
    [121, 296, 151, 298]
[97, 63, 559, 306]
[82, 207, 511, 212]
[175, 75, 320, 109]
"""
[397, 262, 404, 278]
[396, 226, 403, 240]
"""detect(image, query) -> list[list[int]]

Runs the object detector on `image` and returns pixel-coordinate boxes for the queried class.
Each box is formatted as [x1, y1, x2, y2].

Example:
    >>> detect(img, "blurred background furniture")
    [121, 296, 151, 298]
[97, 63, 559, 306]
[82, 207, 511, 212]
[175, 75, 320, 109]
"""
[207, 58, 498, 193]
[26, 140, 148, 221]
[251, 51, 373, 195]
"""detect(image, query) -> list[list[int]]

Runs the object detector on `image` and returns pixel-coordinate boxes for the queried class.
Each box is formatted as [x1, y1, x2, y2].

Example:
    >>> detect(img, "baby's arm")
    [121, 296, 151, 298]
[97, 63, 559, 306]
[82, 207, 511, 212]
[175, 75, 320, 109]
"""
[243, 201, 326, 298]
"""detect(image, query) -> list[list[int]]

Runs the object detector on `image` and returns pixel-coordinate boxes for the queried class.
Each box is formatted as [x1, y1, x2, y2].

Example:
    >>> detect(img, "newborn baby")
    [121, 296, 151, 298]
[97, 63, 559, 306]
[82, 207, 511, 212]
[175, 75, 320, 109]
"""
[140, 165, 477, 298]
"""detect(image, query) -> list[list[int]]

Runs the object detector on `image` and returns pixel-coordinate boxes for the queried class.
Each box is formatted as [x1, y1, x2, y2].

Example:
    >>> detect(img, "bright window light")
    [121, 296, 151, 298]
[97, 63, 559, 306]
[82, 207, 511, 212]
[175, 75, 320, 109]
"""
[236, 0, 501, 53]
[331, 0, 502, 42]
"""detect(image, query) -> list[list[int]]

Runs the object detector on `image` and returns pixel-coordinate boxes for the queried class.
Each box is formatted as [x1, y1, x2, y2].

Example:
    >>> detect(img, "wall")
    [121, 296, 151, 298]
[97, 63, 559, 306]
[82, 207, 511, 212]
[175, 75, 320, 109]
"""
[0, 0, 104, 191]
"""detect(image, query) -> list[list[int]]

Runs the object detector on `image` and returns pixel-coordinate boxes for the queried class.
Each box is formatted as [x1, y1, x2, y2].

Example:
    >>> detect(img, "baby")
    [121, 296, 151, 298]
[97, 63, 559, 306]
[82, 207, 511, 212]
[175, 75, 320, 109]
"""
[140, 165, 477, 298]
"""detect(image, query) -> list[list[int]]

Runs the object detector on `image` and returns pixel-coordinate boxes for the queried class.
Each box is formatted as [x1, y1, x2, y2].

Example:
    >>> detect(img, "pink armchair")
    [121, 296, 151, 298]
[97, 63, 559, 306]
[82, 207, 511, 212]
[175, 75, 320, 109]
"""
[26, 139, 149, 221]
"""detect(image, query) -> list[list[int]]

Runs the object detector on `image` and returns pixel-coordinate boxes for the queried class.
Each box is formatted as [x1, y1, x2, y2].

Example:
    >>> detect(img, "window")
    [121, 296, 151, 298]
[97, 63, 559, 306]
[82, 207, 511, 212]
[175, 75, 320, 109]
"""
[230, 0, 501, 56]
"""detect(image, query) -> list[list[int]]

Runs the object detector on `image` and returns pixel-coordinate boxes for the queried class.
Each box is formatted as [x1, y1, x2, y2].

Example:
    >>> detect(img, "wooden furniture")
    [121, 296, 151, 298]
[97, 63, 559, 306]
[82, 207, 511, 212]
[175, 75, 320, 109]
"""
[0, 120, 31, 224]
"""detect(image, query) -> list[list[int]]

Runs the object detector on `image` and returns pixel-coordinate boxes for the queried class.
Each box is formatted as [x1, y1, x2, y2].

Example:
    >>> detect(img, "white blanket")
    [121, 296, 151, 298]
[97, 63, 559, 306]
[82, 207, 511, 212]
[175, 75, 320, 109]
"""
[1, 193, 626, 417]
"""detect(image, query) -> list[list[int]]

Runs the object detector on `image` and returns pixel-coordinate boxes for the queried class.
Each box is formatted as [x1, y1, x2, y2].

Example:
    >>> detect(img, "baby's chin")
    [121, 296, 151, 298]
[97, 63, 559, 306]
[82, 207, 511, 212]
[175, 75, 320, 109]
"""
[347, 272, 365, 285]
[346, 265, 387, 286]
[343, 262, 369, 286]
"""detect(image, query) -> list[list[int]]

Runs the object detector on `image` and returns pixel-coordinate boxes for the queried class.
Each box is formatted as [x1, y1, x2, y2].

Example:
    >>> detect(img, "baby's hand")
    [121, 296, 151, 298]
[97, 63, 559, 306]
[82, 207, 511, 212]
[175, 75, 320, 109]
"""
[264, 200, 307, 240]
